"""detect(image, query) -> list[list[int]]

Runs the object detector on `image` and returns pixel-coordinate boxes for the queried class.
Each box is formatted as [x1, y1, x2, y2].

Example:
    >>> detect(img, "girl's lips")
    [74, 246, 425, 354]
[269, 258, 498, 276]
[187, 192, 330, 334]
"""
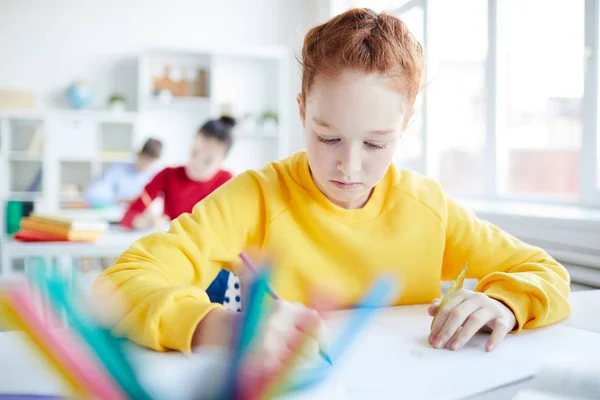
[331, 180, 362, 189]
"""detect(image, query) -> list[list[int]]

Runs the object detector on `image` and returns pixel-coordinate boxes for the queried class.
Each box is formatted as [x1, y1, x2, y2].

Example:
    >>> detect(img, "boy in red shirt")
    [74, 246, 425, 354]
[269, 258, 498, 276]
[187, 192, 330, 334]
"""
[120, 116, 237, 306]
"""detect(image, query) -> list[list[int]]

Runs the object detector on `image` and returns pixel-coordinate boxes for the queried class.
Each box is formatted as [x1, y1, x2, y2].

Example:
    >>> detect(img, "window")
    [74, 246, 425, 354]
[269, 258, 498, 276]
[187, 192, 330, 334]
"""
[427, 0, 487, 195]
[497, 0, 584, 200]
[333, 0, 600, 208]
[394, 5, 425, 172]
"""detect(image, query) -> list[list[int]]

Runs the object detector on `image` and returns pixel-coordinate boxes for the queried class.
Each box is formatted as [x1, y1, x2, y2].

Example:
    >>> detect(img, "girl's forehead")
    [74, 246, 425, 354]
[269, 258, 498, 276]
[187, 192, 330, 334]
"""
[306, 71, 408, 133]
[194, 135, 225, 151]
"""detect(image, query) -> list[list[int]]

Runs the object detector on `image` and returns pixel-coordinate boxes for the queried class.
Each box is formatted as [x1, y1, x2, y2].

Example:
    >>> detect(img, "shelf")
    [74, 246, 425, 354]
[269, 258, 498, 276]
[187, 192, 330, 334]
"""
[8, 191, 41, 201]
[60, 195, 84, 203]
[8, 152, 43, 161]
[59, 156, 98, 163]
[53, 110, 139, 124]
[0, 109, 138, 123]
[100, 156, 131, 163]
[143, 95, 210, 110]
[0, 110, 45, 120]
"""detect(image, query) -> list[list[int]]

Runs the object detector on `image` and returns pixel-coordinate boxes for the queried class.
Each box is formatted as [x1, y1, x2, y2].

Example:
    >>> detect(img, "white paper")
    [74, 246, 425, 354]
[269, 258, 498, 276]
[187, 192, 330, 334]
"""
[279, 305, 600, 400]
[1, 305, 599, 400]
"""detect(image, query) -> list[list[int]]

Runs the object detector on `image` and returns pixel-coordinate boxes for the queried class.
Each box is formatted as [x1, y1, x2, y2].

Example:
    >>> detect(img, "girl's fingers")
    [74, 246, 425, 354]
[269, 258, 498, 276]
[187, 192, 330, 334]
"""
[448, 308, 491, 350]
[428, 298, 441, 316]
[429, 290, 469, 343]
[431, 298, 482, 348]
[485, 318, 512, 352]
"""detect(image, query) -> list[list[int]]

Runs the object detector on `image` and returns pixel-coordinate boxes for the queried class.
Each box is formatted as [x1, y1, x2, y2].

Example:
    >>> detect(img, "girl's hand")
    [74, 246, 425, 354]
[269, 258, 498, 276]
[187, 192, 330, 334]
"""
[428, 290, 517, 352]
[193, 301, 328, 373]
[246, 301, 328, 374]
[132, 214, 170, 230]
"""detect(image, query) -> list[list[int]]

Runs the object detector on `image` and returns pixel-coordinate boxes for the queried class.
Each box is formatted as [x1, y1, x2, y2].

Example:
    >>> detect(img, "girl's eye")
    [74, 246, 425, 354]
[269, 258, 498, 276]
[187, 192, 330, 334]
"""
[317, 135, 340, 145]
[364, 142, 386, 150]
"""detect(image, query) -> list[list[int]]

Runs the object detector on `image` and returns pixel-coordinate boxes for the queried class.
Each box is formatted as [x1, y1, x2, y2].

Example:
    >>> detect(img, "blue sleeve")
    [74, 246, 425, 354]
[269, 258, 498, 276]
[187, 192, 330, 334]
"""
[83, 164, 121, 205]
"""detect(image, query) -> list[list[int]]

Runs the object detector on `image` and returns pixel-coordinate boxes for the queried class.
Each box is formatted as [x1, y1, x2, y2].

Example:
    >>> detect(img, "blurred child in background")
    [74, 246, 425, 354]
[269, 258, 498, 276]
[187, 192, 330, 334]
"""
[84, 138, 163, 207]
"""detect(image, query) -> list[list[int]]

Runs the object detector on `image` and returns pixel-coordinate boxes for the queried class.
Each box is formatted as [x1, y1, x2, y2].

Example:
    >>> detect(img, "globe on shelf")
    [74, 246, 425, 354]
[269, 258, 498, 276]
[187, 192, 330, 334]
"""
[66, 82, 93, 109]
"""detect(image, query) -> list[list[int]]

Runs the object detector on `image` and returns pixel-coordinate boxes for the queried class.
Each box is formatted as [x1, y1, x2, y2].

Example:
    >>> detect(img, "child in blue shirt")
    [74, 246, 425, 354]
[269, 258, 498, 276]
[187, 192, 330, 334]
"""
[84, 138, 163, 207]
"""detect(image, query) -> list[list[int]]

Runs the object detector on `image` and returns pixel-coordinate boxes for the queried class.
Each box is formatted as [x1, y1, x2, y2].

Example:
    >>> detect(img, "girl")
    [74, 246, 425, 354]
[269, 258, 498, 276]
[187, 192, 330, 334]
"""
[120, 116, 238, 307]
[98, 9, 570, 372]
[120, 116, 235, 230]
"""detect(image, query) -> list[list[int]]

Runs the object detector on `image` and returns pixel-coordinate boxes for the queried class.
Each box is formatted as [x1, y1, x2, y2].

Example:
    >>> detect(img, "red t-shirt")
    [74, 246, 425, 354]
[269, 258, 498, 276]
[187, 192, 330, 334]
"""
[120, 166, 233, 228]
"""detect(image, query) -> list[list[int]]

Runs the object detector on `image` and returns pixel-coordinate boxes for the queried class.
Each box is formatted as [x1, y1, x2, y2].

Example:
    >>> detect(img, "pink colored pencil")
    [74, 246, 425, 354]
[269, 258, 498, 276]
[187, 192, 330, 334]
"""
[7, 285, 127, 400]
[239, 252, 281, 300]
[238, 312, 315, 400]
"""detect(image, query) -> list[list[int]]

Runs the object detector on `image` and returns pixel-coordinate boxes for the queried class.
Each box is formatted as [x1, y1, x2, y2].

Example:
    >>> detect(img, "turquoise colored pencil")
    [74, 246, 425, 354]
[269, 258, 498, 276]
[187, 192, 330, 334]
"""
[239, 253, 332, 365]
[225, 266, 274, 399]
[254, 310, 319, 400]
[26, 257, 152, 400]
[239, 252, 281, 299]
[5, 286, 126, 399]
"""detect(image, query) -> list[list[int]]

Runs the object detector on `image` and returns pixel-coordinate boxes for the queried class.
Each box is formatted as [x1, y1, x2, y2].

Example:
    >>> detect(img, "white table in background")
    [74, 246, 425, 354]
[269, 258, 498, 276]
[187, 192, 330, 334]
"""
[0, 290, 598, 400]
[1, 227, 161, 277]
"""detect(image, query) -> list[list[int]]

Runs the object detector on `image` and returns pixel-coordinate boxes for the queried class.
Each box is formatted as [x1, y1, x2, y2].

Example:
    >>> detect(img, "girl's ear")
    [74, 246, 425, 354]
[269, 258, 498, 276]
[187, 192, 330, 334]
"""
[297, 93, 306, 128]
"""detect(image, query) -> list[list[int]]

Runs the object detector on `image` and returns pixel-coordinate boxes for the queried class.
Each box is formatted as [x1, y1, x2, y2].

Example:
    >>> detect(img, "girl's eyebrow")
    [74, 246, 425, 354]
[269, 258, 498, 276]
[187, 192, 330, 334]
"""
[312, 117, 336, 130]
[313, 117, 394, 135]
[369, 129, 394, 135]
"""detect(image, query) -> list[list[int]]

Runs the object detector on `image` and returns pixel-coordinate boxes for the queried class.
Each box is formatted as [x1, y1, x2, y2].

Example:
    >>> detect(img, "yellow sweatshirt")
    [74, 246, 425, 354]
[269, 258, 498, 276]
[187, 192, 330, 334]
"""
[98, 151, 571, 353]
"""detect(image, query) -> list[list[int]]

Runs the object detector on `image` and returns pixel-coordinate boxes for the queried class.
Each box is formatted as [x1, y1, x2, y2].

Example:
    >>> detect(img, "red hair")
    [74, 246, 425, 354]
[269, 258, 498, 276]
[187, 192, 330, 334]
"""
[300, 8, 424, 114]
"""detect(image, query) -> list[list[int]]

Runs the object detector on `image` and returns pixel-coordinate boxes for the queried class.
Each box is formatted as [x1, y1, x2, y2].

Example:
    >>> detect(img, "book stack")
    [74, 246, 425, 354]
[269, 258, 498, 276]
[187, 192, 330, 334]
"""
[13, 214, 109, 242]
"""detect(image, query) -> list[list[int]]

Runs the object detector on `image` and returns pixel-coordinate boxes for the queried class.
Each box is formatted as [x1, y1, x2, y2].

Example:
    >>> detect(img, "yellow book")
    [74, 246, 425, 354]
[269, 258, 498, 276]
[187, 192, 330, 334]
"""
[29, 213, 108, 232]
[20, 218, 102, 241]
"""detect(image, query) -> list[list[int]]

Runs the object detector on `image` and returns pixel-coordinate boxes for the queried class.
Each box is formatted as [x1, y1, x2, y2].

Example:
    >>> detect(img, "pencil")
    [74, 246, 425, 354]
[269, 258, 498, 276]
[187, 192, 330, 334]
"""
[140, 190, 152, 208]
[0, 295, 88, 398]
[239, 252, 280, 299]
[238, 252, 332, 365]
[6, 286, 126, 400]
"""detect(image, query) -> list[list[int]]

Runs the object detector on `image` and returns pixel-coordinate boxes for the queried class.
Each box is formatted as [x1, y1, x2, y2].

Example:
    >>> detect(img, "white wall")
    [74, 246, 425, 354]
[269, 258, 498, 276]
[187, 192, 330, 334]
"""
[0, 0, 326, 161]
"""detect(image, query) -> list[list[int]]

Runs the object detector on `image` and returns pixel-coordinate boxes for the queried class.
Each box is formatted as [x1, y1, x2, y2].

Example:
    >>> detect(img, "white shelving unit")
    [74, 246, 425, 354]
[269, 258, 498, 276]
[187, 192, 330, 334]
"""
[0, 109, 140, 275]
[137, 46, 290, 173]
[0, 109, 140, 210]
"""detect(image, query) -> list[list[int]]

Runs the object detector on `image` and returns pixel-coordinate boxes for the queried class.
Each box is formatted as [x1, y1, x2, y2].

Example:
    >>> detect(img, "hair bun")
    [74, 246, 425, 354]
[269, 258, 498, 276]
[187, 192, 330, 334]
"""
[219, 115, 236, 128]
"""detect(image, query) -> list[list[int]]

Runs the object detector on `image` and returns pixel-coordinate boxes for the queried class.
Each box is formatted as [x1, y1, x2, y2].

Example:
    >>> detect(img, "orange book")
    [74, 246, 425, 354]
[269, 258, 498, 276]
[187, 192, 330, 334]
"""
[14, 229, 70, 242]
[19, 218, 102, 242]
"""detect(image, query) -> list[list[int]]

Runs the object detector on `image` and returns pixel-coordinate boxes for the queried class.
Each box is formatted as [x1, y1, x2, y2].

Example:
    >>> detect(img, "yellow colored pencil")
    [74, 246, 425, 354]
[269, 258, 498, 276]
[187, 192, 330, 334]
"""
[436, 262, 469, 315]
[0, 296, 89, 398]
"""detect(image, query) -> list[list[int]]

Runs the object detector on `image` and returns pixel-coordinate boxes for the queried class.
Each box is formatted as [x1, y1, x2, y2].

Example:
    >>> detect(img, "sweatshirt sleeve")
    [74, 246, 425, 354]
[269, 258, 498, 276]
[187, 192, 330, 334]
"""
[441, 195, 571, 332]
[96, 172, 266, 352]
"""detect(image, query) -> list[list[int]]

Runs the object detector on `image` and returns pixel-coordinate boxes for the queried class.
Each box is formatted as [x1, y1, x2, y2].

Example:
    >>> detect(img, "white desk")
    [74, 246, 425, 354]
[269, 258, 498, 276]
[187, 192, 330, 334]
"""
[0, 290, 598, 400]
[0, 227, 158, 277]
